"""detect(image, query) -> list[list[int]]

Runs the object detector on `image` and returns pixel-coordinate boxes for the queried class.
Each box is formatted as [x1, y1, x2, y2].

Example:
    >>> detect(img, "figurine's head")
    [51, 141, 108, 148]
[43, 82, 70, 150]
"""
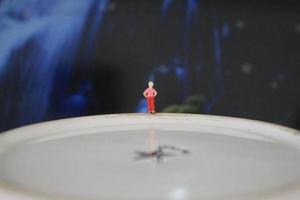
[148, 81, 154, 88]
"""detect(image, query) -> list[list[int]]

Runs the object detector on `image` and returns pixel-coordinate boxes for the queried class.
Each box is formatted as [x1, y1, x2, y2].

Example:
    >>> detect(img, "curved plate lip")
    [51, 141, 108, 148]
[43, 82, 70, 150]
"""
[0, 112, 299, 134]
[0, 113, 299, 200]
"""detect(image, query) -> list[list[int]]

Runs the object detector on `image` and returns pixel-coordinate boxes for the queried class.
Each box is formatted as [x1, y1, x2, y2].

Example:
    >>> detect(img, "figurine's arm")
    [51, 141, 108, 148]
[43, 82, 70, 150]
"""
[153, 89, 158, 97]
[143, 91, 147, 97]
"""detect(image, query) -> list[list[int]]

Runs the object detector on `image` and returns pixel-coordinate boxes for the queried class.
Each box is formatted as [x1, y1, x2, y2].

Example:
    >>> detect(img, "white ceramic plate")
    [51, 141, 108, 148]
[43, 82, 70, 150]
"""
[0, 113, 299, 200]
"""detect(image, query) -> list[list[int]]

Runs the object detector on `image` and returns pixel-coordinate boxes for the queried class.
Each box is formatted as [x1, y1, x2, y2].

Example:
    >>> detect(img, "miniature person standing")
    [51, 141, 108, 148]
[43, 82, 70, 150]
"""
[143, 81, 158, 114]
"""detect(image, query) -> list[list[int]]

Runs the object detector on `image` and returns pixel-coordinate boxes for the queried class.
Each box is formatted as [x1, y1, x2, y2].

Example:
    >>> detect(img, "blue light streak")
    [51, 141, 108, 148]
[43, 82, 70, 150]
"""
[161, 0, 172, 18]
[0, 0, 108, 127]
[204, 24, 224, 113]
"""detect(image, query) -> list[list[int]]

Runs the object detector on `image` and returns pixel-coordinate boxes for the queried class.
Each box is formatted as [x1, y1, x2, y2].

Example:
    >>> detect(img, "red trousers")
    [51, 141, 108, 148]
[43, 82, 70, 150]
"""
[146, 97, 155, 112]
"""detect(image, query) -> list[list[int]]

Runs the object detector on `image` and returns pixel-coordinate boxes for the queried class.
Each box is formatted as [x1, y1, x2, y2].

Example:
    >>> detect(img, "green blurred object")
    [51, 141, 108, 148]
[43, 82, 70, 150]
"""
[178, 105, 199, 113]
[163, 104, 180, 113]
[162, 94, 206, 113]
[185, 95, 206, 107]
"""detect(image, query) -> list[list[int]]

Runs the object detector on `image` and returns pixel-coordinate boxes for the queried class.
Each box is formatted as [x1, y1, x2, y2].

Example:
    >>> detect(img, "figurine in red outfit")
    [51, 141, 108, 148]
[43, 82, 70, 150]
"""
[143, 81, 158, 114]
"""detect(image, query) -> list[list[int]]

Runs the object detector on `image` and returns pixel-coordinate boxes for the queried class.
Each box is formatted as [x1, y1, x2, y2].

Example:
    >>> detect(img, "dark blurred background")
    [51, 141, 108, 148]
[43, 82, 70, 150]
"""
[0, 0, 299, 132]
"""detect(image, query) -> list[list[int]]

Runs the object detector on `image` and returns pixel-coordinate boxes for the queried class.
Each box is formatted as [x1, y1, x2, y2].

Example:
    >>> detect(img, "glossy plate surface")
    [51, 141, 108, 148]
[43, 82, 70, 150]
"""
[0, 113, 299, 200]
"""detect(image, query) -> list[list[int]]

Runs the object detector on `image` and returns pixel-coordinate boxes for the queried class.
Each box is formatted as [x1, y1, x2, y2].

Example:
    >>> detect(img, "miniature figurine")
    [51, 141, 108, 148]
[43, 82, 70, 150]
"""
[143, 81, 158, 114]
